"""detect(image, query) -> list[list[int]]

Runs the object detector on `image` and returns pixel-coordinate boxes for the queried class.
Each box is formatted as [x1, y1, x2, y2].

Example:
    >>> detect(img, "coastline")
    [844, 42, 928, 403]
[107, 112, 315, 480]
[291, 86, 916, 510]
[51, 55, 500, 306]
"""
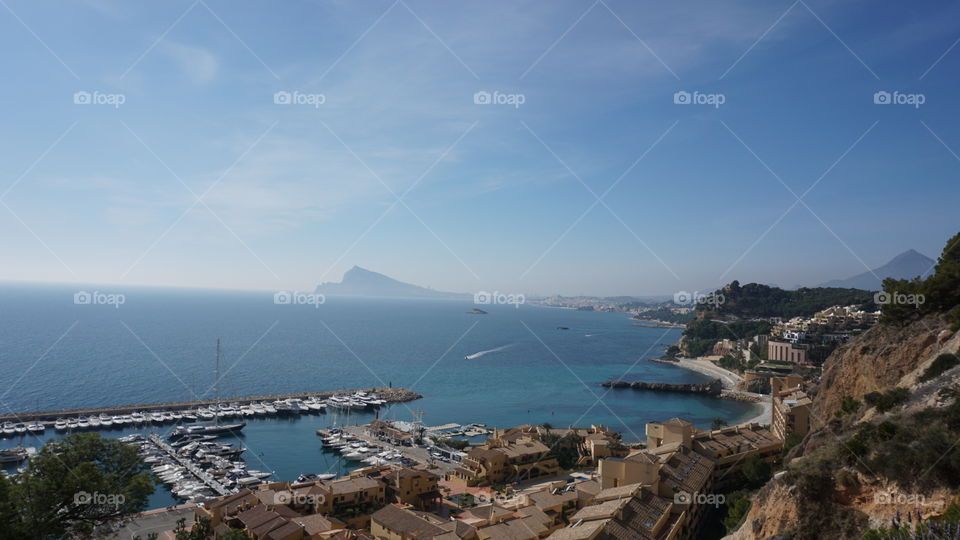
[663, 357, 772, 427]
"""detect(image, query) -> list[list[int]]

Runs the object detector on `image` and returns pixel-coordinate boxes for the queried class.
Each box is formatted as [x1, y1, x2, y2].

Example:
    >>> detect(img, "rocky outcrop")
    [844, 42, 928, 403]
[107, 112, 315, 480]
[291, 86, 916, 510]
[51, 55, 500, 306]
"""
[601, 379, 722, 396]
[813, 314, 958, 421]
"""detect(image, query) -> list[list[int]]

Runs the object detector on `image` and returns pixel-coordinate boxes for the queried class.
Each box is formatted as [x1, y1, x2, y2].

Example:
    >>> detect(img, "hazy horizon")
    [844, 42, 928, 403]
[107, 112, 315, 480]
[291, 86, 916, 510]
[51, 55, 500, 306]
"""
[1, 1, 958, 296]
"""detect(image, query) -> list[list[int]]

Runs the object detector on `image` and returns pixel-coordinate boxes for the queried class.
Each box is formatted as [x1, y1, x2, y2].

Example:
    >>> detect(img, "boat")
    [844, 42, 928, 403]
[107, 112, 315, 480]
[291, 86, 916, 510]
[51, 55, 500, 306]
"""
[99, 414, 112, 427]
[130, 412, 146, 424]
[26, 423, 44, 434]
[263, 403, 277, 415]
[14, 423, 27, 435]
[0, 446, 29, 463]
[66, 418, 79, 430]
[89, 416, 101, 428]
[1, 423, 14, 436]
[54, 419, 68, 431]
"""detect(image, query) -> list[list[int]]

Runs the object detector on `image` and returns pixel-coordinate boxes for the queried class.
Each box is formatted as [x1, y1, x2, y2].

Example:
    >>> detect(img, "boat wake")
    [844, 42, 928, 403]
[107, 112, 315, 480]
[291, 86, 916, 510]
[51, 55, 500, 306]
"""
[465, 344, 514, 360]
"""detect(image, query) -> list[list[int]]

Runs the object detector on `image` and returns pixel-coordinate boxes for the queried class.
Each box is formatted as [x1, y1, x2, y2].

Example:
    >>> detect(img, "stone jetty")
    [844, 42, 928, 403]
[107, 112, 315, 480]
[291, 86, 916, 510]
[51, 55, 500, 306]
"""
[601, 379, 723, 396]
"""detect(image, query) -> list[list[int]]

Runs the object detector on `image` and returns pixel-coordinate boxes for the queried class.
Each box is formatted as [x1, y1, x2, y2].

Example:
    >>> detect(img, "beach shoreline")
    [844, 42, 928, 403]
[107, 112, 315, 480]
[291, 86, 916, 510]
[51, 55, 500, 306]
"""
[665, 357, 772, 426]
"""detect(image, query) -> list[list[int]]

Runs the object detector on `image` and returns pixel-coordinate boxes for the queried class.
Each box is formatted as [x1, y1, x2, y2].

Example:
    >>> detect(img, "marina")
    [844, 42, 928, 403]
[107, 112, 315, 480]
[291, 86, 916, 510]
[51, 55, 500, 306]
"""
[0, 387, 420, 431]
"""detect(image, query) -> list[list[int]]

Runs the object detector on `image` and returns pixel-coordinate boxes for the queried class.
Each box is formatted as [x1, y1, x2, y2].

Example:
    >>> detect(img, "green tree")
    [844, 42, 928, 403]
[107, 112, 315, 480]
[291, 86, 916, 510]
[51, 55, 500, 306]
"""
[711, 417, 729, 431]
[7, 433, 154, 539]
[740, 455, 772, 489]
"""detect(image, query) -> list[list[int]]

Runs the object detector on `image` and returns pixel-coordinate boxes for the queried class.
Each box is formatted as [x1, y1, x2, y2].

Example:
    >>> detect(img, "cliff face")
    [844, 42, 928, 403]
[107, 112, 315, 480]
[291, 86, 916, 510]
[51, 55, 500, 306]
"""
[724, 316, 960, 540]
[813, 314, 957, 421]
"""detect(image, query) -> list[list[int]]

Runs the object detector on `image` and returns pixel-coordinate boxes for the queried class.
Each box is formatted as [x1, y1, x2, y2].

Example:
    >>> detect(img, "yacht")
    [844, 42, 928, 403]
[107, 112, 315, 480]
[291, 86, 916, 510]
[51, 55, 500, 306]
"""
[26, 423, 44, 434]
[150, 412, 164, 424]
[273, 401, 293, 416]
[66, 418, 79, 430]
[121, 415, 134, 425]
[54, 418, 68, 431]
[89, 416, 101, 428]
[77, 418, 90, 429]
[99, 414, 112, 427]
[263, 402, 277, 415]
[130, 412, 146, 424]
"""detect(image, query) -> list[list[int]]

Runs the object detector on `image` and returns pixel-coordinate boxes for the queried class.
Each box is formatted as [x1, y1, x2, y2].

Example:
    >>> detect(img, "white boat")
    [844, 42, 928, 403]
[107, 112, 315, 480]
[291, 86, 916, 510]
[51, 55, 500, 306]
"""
[26, 423, 44, 434]
[77, 418, 89, 429]
[150, 412, 164, 423]
[264, 403, 277, 414]
[1, 423, 14, 436]
[131, 412, 146, 424]
[54, 419, 68, 431]
[99, 414, 112, 427]
[66, 418, 79, 430]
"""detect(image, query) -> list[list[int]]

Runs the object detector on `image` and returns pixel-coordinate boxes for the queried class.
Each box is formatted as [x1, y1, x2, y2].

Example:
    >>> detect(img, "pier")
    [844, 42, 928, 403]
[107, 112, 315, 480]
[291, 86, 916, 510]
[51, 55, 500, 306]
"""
[0, 387, 421, 424]
[148, 434, 231, 496]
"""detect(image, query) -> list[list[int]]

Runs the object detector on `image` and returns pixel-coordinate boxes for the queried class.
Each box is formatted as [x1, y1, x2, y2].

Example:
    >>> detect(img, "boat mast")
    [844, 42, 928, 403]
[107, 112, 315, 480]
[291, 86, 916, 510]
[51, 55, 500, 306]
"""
[215, 338, 221, 426]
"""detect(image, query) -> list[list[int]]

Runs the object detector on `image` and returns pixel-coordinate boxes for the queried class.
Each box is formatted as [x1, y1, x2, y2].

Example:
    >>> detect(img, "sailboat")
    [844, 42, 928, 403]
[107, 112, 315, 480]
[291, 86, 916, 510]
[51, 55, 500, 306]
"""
[169, 339, 245, 440]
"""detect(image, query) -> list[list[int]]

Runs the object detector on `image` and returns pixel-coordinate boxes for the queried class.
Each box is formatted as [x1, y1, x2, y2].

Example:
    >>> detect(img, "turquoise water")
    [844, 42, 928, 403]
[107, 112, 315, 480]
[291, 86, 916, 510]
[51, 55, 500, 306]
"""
[0, 283, 759, 508]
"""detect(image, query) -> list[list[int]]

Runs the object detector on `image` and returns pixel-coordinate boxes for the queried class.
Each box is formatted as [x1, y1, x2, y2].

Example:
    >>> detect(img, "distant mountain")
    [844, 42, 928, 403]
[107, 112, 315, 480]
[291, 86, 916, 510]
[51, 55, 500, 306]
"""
[819, 249, 935, 291]
[314, 266, 468, 299]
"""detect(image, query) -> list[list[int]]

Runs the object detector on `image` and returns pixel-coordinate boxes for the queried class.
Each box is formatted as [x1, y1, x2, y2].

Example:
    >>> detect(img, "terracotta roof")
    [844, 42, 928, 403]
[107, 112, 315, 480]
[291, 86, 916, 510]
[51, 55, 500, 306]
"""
[267, 521, 303, 540]
[371, 504, 446, 539]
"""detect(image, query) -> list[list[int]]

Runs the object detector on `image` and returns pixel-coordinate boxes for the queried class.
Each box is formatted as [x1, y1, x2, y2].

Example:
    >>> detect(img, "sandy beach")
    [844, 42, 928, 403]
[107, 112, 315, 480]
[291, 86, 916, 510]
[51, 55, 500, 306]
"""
[673, 357, 772, 426]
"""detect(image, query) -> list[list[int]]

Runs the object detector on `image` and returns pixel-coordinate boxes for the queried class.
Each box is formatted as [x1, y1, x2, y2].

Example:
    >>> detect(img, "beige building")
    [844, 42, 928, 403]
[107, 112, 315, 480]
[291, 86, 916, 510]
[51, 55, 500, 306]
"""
[771, 375, 812, 440]
[448, 436, 561, 487]
[768, 340, 808, 364]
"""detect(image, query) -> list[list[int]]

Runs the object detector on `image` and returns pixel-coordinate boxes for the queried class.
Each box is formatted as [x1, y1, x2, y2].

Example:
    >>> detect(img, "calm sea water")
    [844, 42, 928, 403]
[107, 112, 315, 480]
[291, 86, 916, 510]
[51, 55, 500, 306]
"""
[0, 283, 759, 508]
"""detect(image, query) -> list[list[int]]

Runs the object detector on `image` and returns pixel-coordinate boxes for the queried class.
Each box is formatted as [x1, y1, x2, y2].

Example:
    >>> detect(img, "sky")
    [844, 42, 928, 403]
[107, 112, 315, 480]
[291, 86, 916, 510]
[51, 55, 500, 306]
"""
[0, 0, 958, 297]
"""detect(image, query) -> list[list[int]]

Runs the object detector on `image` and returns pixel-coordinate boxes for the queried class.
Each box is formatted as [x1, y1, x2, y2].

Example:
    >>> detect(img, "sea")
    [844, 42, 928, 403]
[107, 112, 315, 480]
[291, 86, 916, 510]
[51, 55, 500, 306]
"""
[0, 282, 760, 508]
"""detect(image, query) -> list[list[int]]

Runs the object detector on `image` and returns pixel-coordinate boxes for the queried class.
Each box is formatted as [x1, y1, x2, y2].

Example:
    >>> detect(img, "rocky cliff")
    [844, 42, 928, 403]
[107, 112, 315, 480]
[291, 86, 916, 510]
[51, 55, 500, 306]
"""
[725, 315, 960, 539]
[812, 314, 958, 421]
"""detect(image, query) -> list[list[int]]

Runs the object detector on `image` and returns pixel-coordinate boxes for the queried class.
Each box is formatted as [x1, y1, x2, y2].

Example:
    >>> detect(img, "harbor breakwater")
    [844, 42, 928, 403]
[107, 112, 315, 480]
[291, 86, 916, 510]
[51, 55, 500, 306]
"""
[0, 387, 422, 424]
[601, 379, 723, 396]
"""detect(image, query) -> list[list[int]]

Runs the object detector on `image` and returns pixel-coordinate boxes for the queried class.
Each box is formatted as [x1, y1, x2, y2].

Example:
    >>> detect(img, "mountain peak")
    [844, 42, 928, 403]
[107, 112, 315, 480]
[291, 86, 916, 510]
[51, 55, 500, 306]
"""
[818, 249, 934, 291]
[316, 267, 467, 299]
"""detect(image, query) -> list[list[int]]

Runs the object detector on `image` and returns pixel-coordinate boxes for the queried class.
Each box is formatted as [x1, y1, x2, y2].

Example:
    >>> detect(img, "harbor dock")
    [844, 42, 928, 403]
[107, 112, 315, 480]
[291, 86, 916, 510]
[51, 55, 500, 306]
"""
[0, 387, 421, 425]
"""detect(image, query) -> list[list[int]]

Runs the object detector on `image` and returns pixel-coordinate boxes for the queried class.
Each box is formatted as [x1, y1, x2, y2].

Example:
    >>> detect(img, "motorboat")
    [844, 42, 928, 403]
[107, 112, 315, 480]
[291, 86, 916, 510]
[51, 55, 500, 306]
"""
[26, 423, 44, 434]
[54, 419, 68, 431]
[99, 414, 112, 427]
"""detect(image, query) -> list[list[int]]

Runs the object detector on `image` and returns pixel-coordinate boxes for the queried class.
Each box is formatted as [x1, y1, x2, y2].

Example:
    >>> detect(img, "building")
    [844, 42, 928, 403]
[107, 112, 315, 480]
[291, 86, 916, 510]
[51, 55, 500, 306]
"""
[767, 340, 808, 364]
[371, 504, 477, 540]
[546, 483, 684, 540]
[645, 418, 782, 482]
[370, 467, 442, 510]
[448, 436, 561, 487]
[771, 375, 812, 440]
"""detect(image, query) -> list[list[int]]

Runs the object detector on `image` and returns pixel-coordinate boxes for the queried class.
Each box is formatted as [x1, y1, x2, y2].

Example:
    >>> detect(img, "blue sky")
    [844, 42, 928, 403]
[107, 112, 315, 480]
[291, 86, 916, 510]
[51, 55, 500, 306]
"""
[0, 0, 957, 296]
